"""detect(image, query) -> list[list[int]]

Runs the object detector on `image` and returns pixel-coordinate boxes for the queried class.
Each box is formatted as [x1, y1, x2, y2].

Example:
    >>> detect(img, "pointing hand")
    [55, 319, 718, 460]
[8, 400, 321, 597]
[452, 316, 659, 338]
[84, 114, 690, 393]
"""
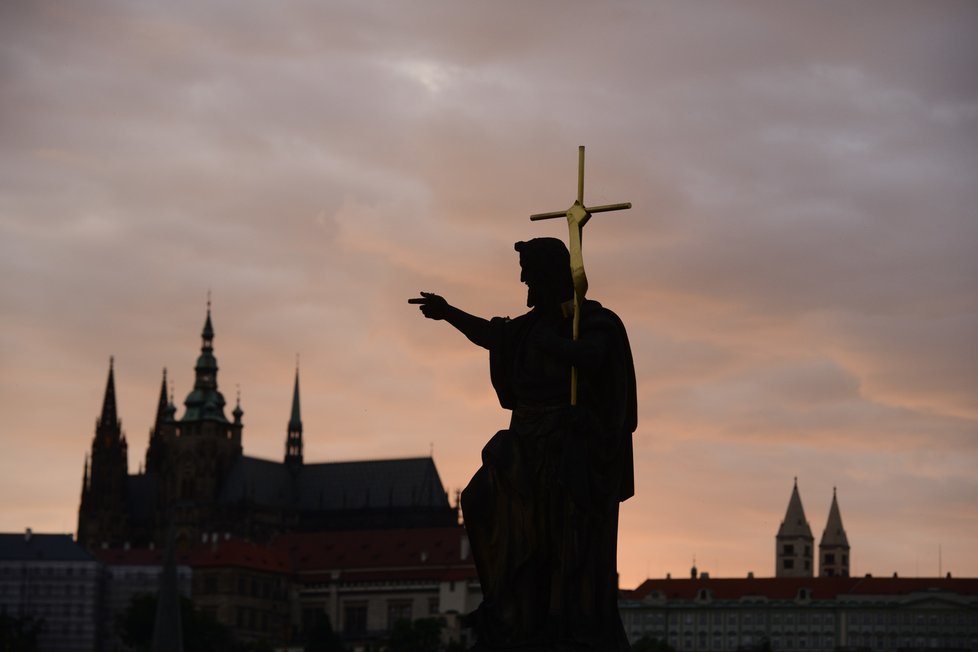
[408, 292, 450, 320]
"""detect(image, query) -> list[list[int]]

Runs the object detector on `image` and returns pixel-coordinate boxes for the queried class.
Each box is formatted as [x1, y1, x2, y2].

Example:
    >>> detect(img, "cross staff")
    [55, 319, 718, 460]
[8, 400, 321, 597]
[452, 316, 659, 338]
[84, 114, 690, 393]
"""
[530, 146, 631, 406]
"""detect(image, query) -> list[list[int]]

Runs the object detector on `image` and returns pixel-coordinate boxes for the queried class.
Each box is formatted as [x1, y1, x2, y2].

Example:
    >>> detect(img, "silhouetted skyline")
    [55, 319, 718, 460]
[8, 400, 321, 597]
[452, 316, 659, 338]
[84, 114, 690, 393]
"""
[1, 2, 976, 588]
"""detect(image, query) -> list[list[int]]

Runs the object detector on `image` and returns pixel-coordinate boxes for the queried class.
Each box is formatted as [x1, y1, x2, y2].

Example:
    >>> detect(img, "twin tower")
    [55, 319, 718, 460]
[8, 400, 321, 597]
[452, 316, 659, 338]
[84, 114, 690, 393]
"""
[776, 478, 850, 578]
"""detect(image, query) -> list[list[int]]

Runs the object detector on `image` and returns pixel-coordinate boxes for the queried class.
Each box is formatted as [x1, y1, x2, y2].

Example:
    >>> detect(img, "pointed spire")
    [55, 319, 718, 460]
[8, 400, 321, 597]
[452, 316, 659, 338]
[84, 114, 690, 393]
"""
[821, 487, 849, 547]
[777, 478, 813, 538]
[154, 368, 169, 427]
[99, 357, 119, 429]
[202, 293, 214, 344]
[289, 362, 302, 431]
[285, 360, 303, 467]
[81, 454, 90, 495]
[183, 299, 228, 423]
[233, 385, 243, 425]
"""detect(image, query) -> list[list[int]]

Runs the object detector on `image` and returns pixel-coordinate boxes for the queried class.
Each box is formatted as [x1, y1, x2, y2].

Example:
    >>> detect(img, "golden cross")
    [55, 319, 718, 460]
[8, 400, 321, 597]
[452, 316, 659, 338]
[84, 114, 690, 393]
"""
[530, 145, 631, 405]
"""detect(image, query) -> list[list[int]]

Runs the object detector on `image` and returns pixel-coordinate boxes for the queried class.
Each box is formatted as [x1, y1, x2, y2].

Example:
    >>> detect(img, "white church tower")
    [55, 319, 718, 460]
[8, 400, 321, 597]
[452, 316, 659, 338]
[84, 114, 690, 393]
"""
[819, 487, 850, 577]
[776, 478, 814, 577]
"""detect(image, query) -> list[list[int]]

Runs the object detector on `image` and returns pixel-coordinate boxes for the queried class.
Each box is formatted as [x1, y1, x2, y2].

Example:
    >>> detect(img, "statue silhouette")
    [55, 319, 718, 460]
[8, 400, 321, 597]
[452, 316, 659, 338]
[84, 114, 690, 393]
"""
[411, 237, 636, 651]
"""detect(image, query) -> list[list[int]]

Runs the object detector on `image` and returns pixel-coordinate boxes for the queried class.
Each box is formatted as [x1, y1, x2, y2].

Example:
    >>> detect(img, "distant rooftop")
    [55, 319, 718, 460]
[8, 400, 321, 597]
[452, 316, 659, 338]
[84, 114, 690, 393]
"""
[0, 530, 94, 562]
[624, 575, 978, 602]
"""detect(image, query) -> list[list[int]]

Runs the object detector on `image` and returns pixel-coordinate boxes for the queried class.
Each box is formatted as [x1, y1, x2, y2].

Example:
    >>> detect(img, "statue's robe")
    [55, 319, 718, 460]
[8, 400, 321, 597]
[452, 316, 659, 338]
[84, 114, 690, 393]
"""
[461, 299, 636, 651]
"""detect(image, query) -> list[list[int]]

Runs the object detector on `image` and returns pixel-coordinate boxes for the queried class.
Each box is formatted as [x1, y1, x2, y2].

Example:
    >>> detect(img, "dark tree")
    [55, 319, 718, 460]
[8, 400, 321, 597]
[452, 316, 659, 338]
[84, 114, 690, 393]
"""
[386, 618, 444, 652]
[116, 594, 240, 652]
[631, 636, 675, 652]
[0, 613, 42, 652]
[303, 611, 345, 652]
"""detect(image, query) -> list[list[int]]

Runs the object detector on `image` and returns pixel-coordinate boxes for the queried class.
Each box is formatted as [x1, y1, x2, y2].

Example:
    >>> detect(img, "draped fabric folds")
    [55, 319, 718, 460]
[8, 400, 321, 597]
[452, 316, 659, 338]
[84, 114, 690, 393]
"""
[462, 299, 636, 651]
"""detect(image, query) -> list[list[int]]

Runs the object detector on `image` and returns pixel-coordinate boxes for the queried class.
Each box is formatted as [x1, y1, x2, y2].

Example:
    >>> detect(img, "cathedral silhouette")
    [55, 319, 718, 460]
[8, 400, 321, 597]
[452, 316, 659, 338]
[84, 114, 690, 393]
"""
[77, 306, 456, 551]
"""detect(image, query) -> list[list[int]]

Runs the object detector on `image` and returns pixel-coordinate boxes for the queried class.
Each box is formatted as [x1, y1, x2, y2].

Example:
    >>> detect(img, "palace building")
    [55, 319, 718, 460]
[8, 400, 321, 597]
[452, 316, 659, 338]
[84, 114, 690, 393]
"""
[620, 481, 978, 650]
[76, 307, 457, 552]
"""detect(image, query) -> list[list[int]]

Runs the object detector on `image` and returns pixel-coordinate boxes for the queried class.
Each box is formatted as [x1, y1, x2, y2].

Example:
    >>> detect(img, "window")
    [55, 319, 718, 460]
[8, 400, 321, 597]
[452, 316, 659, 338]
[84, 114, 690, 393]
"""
[824, 553, 835, 564]
[344, 603, 367, 635]
[387, 600, 412, 630]
[784, 559, 795, 570]
[783, 544, 795, 555]
[428, 597, 439, 615]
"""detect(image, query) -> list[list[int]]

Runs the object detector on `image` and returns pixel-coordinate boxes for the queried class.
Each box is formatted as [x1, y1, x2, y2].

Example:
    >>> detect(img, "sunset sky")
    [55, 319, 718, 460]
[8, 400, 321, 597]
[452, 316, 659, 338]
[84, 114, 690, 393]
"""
[1, 1, 976, 588]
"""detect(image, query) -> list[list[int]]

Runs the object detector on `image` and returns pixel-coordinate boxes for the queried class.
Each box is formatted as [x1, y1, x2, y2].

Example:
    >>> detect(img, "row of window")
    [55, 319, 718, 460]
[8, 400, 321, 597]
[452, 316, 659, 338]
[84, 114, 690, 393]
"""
[0, 602, 90, 618]
[627, 608, 978, 629]
[340, 597, 441, 635]
[628, 611, 839, 626]
[234, 605, 286, 634]
[0, 583, 93, 597]
[0, 565, 95, 576]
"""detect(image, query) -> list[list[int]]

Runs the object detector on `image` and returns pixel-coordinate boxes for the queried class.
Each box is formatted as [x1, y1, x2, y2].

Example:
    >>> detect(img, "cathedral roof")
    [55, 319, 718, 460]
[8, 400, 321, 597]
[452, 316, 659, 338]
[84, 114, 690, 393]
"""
[777, 478, 813, 540]
[217, 455, 451, 512]
[820, 488, 849, 548]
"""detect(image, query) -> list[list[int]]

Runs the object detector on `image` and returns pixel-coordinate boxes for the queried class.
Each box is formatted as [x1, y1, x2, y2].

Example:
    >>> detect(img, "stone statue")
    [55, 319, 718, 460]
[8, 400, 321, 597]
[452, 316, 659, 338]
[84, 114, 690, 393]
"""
[410, 236, 636, 651]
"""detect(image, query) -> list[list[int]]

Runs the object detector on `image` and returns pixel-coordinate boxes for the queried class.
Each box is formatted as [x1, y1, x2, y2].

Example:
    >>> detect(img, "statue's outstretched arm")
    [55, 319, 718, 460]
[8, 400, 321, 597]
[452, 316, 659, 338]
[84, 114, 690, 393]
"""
[409, 292, 491, 350]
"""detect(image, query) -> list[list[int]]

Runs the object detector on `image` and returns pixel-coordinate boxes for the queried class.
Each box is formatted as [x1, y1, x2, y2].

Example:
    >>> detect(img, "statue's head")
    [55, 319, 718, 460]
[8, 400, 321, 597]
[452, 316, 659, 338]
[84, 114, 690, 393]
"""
[515, 238, 573, 308]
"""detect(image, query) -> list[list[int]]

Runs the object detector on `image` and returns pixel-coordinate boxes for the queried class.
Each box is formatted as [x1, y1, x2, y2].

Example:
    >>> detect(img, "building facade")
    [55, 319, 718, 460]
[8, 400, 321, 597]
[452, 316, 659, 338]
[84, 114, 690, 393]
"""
[281, 526, 480, 650]
[620, 575, 978, 651]
[0, 531, 101, 652]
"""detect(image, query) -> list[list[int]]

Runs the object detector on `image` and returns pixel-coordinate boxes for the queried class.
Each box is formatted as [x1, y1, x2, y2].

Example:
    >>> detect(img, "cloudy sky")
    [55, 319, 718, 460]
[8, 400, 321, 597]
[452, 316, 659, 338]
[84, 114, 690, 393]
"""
[1, 1, 976, 587]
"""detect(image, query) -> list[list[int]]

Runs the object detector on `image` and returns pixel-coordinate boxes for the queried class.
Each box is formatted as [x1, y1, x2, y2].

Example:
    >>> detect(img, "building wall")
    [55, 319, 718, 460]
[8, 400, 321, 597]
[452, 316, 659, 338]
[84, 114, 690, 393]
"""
[620, 592, 978, 651]
[192, 565, 290, 645]
[298, 577, 482, 651]
[0, 559, 100, 652]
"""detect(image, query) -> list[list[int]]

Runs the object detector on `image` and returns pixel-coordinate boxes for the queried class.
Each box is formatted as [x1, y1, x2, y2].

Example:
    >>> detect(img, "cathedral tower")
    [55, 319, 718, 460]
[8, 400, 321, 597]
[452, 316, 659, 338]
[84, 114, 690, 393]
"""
[77, 358, 130, 548]
[819, 487, 850, 577]
[156, 304, 243, 545]
[776, 478, 814, 577]
[285, 364, 303, 469]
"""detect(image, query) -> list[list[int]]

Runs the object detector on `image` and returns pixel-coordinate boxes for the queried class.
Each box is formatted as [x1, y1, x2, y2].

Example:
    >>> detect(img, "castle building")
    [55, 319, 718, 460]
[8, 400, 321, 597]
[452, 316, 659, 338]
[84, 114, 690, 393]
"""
[619, 483, 976, 651]
[77, 307, 457, 552]
[619, 575, 978, 651]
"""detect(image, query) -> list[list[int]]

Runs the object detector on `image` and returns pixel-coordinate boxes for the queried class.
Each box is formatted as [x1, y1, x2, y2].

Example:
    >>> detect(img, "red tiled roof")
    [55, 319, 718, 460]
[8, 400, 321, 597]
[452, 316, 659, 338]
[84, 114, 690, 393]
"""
[624, 576, 978, 601]
[273, 526, 476, 582]
[94, 548, 191, 566]
[190, 540, 291, 574]
[94, 527, 479, 582]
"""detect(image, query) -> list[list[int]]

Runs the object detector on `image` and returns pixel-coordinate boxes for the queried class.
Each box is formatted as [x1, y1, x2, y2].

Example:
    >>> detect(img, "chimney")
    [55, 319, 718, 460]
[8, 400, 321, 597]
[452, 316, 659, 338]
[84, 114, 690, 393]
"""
[24, 528, 32, 542]
[747, 571, 754, 579]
